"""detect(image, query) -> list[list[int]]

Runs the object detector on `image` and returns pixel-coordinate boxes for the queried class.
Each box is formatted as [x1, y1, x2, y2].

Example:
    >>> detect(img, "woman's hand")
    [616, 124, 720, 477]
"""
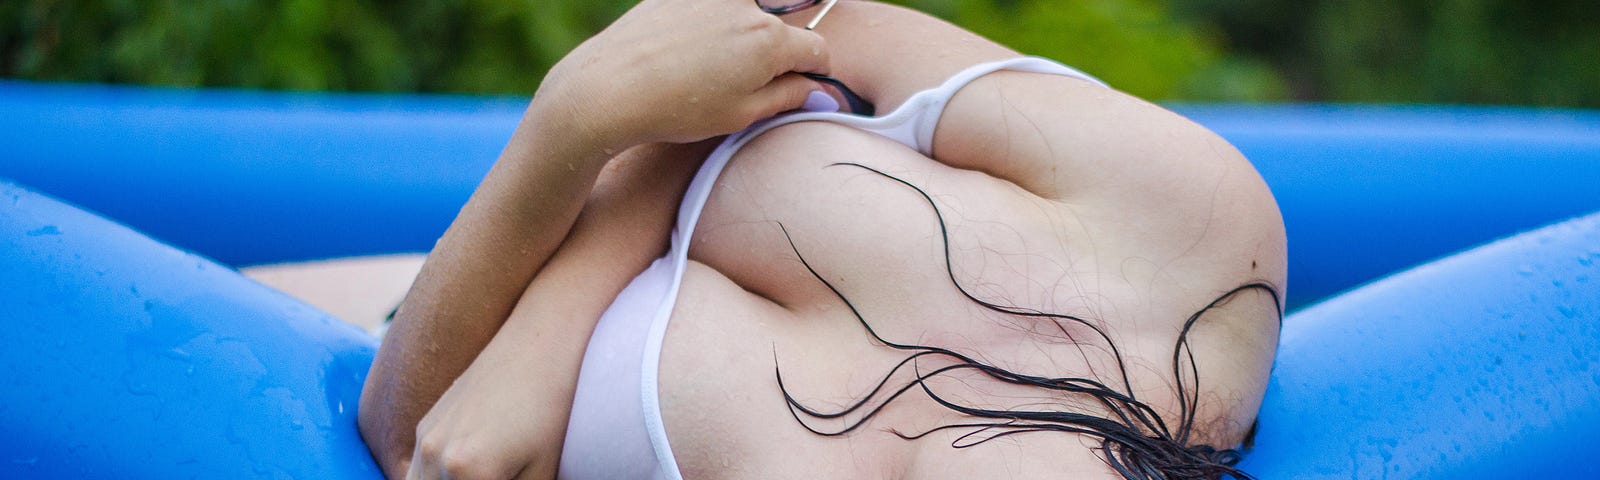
[395, 141, 714, 480]
[534, 0, 831, 155]
[361, 2, 828, 479]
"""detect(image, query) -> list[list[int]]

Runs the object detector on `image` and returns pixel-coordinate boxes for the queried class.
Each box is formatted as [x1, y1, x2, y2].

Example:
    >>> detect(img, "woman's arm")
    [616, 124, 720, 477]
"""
[804, 2, 1262, 204]
[358, 0, 833, 477]
[399, 142, 709, 480]
[357, 103, 613, 480]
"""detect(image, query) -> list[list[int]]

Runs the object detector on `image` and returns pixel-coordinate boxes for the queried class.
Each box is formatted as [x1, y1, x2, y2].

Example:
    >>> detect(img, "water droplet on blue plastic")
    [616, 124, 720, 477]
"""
[26, 225, 60, 236]
[123, 377, 154, 396]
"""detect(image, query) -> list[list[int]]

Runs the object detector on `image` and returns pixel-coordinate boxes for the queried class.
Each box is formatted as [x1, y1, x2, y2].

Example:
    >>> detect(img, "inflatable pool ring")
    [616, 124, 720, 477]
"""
[2, 82, 1598, 478]
[2, 181, 379, 478]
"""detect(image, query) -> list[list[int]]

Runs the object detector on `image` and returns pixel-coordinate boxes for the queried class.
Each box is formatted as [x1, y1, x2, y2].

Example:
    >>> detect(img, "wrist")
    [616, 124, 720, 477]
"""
[528, 70, 643, 159]
[507, 98, 621, 178]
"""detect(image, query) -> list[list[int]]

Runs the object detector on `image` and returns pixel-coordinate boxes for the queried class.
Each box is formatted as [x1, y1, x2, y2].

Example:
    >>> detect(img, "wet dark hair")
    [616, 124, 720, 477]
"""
[773, 162, 1282, 480]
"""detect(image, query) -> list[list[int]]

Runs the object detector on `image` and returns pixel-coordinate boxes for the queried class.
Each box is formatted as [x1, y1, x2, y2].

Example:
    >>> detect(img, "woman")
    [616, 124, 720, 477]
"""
[357, 0, 1286, 478]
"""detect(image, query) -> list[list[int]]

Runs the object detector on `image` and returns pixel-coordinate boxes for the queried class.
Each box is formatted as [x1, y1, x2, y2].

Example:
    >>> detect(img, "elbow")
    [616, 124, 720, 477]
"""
[358, 373, 415, 479]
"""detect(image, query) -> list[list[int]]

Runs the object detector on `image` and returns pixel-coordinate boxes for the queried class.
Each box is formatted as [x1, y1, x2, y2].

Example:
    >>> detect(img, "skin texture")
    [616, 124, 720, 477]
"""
[357, 0, 831, 478]
[359, 1, 1287, 479]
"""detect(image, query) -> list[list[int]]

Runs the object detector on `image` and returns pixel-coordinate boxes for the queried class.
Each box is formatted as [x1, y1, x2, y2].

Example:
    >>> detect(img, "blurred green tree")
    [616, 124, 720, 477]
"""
[0, 0, 1271, 101]
[1, 0, 630, 94]
[2, 0, 1595, 106]
[891, 0, 1287, 100]
[1171, 0, 1600, 106]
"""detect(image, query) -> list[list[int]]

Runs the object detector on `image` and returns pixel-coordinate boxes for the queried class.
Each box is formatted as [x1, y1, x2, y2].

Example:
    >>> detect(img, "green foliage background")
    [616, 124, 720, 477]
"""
[3, 0, 1596, 106]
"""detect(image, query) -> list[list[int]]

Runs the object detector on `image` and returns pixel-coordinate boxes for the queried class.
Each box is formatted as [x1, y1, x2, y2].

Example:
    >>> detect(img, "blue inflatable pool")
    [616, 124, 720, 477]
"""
[2, 81, 1598, 478]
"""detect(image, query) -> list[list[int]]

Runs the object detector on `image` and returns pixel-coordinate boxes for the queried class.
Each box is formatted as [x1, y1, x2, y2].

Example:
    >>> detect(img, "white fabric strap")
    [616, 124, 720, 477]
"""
[640, 56, 1107, 480]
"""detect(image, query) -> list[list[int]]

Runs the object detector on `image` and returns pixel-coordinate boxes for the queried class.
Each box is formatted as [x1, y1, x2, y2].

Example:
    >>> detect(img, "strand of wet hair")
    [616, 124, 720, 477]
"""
[777, 163, 1168, 437]
[776, 227, 1276, 478]
[777, 233, 1272, 478]
[826, 162, 1143, 398]
[771, 163, 1281, 479]
[773, 224, 1171, 440]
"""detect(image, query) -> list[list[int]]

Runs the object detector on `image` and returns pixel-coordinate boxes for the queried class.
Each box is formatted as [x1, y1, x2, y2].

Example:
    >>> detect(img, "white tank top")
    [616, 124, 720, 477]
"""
[558, 56, 1106, 480]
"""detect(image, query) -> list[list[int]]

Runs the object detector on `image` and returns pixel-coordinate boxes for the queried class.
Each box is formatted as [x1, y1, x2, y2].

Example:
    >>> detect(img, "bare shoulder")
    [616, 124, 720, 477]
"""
[935, 70, 1285, 284]
[934, 71, 1287, 448]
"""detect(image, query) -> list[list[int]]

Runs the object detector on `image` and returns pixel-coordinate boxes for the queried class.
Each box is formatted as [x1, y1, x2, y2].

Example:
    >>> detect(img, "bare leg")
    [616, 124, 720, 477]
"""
[241, 254, 426, 334]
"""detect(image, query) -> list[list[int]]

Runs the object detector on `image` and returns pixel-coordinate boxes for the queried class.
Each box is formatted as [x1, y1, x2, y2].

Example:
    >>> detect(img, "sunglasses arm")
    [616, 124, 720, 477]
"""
[805, 0, 839, 30]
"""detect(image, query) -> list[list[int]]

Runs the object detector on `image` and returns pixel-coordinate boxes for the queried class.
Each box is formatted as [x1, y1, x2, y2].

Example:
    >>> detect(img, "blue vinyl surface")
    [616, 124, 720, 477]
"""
[2, 81, 1599, 478]
[1238, 211, 1600, 478]
[5, 81, 1599, 307]
[1, 181, 381, 479]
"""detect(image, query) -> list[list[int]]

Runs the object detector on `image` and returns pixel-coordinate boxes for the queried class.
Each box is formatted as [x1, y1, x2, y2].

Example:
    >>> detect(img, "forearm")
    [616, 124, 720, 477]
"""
[363, 1, 830, 476]
[422, 147, 702, 478]
[808, 2, 1223, 201]
[359, 101, 612, 476]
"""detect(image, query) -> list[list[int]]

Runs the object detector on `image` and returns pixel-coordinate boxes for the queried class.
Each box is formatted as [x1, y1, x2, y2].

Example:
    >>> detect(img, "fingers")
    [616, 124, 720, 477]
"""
[408, 422, 528, 480]
[769, 21, 830, 76]
[749, 72, 824, 119]
[405, 448, 424, 480]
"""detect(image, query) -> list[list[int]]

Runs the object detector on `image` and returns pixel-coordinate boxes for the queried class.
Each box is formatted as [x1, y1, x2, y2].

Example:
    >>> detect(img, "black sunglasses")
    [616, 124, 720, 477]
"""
[756, 0, 839, 29]
[755, 0, 873, 115]
[799, 72, 874, 116]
